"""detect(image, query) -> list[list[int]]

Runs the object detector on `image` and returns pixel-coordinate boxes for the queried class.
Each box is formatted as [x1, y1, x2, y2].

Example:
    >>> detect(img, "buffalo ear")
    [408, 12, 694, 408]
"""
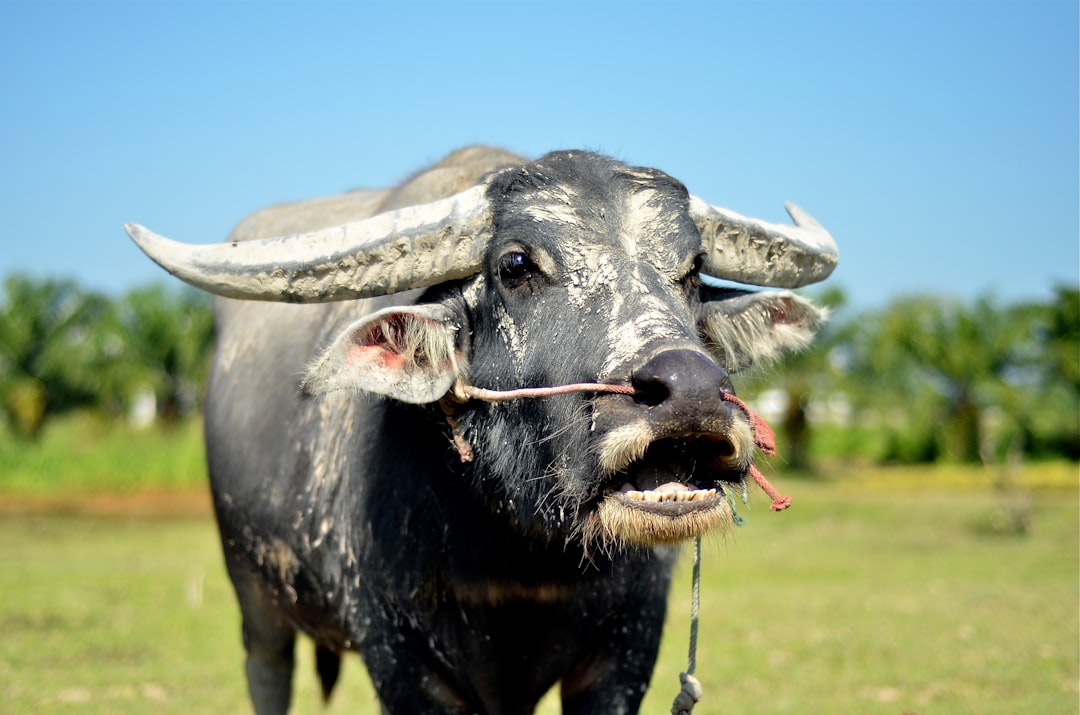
[302, 304, 465, 404]
[698, 288, 827, 372]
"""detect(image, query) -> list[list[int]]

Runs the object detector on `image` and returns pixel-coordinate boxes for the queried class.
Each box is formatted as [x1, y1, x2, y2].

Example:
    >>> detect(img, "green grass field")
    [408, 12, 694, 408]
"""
[0, 413, 207, 496]
[0, 418, 1077, 714]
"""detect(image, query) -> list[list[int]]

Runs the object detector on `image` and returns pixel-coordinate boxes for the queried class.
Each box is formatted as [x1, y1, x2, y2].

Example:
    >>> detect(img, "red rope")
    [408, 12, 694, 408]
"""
[460, 382, 636, 401]
[721, 392, 792, 511]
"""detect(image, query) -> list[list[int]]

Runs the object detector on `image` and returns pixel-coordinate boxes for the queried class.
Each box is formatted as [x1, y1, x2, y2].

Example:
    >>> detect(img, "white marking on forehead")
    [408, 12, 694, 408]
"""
[521, 202, 583, 228]
[516, 183, 583, 225]
[620, 187, 684, 280]
[560, 244, 618, 308]
[620, 189, 657, 257]
[600, 292, 697, 379]
[619, 167, 663, 182]
[550, 211, 697, 380]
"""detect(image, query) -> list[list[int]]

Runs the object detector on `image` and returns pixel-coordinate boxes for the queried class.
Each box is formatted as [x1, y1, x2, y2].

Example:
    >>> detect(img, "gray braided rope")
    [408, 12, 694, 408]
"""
[689, 535, 701, 676]
[671, 536, 704, 714]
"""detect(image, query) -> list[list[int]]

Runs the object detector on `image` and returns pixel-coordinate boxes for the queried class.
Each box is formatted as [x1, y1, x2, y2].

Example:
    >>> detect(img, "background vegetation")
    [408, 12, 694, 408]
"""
[0, 275, 1076, 714]
[1, 274, 1075, 474]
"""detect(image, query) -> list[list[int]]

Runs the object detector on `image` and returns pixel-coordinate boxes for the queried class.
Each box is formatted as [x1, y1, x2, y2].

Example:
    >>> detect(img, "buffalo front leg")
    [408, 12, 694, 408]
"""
[559, 623, 664, 715]
[233, 572, 298, 715]
[560, 565, 672, 715]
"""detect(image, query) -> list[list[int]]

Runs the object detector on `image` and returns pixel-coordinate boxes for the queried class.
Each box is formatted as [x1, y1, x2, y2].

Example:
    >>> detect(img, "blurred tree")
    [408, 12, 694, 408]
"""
[0, 276, 113, 438]
[841, 292, 1069, 464]
[770, 286, 849, 473]
[1019, 286, 1079, 458]
[114, 284, 214, 425]
[866, 296, 976, 461]
[0, 268, 1074, 465]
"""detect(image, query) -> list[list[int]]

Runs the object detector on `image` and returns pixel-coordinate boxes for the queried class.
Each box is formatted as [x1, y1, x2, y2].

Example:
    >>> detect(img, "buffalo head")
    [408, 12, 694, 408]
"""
[127, 150, 836, 550]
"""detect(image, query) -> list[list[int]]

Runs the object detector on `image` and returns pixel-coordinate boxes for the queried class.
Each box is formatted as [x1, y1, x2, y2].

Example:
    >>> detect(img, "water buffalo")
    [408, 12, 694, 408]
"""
[127, 146, 837, 714]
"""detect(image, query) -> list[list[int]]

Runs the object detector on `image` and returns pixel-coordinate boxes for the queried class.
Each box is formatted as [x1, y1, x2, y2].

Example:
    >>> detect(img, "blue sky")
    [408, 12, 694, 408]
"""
[2, 1, 1077, 311]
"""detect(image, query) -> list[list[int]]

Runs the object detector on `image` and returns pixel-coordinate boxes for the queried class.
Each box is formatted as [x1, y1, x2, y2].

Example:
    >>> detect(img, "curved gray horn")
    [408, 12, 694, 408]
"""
[690, 197, 839, 288]
[126, 185, 494, 303]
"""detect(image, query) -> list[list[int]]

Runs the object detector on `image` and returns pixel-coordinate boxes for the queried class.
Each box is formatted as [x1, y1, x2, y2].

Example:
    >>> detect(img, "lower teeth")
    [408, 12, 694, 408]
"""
[623, 488, 717, 503]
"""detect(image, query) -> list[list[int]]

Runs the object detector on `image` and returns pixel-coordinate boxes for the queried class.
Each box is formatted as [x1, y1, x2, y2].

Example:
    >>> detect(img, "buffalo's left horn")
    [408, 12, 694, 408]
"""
[690, 197, 839, 288]
[125, 185, 493, 303]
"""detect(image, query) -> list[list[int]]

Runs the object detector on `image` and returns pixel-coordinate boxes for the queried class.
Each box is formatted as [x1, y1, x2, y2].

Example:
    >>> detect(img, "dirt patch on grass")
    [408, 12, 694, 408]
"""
[0, 489, 213, 518]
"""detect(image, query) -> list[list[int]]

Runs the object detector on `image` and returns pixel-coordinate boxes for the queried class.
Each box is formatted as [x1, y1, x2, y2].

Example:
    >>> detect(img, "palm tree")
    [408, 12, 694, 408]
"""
[114, 284, 214, 424]
[844, 293, 1055, 464]
[1019, 286, 1079, 458]
[0, 275, 113, 438]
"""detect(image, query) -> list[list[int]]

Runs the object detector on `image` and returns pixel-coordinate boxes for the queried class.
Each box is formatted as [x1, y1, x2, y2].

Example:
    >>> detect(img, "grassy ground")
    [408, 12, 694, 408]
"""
[0, 413, 206, 495]
[0, 418, 1077, 714]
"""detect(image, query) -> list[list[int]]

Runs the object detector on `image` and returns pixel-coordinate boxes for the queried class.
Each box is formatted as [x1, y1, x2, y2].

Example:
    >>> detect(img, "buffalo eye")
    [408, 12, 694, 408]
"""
[497, 250, 539, 288]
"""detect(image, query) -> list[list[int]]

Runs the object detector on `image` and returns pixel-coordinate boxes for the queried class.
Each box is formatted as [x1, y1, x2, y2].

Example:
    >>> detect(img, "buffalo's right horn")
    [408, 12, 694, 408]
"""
[691, 198, 839, 289]
[126, 185, 493, 303]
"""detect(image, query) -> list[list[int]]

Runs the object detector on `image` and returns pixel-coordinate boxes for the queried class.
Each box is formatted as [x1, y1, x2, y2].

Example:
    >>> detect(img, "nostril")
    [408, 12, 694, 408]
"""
[715, 438, 736, 458]
[631, 375, 669, 407]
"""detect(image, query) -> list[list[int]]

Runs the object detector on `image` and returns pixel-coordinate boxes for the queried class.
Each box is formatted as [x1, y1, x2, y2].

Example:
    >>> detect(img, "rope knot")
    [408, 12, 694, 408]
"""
[670, 672, 703, 715]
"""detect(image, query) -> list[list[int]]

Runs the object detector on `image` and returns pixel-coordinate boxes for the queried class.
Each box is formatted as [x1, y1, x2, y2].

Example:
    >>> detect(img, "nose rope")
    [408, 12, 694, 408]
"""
[456, 381, 637, 401]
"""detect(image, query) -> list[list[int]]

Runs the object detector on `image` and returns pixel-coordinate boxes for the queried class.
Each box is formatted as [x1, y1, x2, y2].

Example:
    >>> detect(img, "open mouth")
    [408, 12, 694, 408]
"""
[594, 437, 747, 546]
